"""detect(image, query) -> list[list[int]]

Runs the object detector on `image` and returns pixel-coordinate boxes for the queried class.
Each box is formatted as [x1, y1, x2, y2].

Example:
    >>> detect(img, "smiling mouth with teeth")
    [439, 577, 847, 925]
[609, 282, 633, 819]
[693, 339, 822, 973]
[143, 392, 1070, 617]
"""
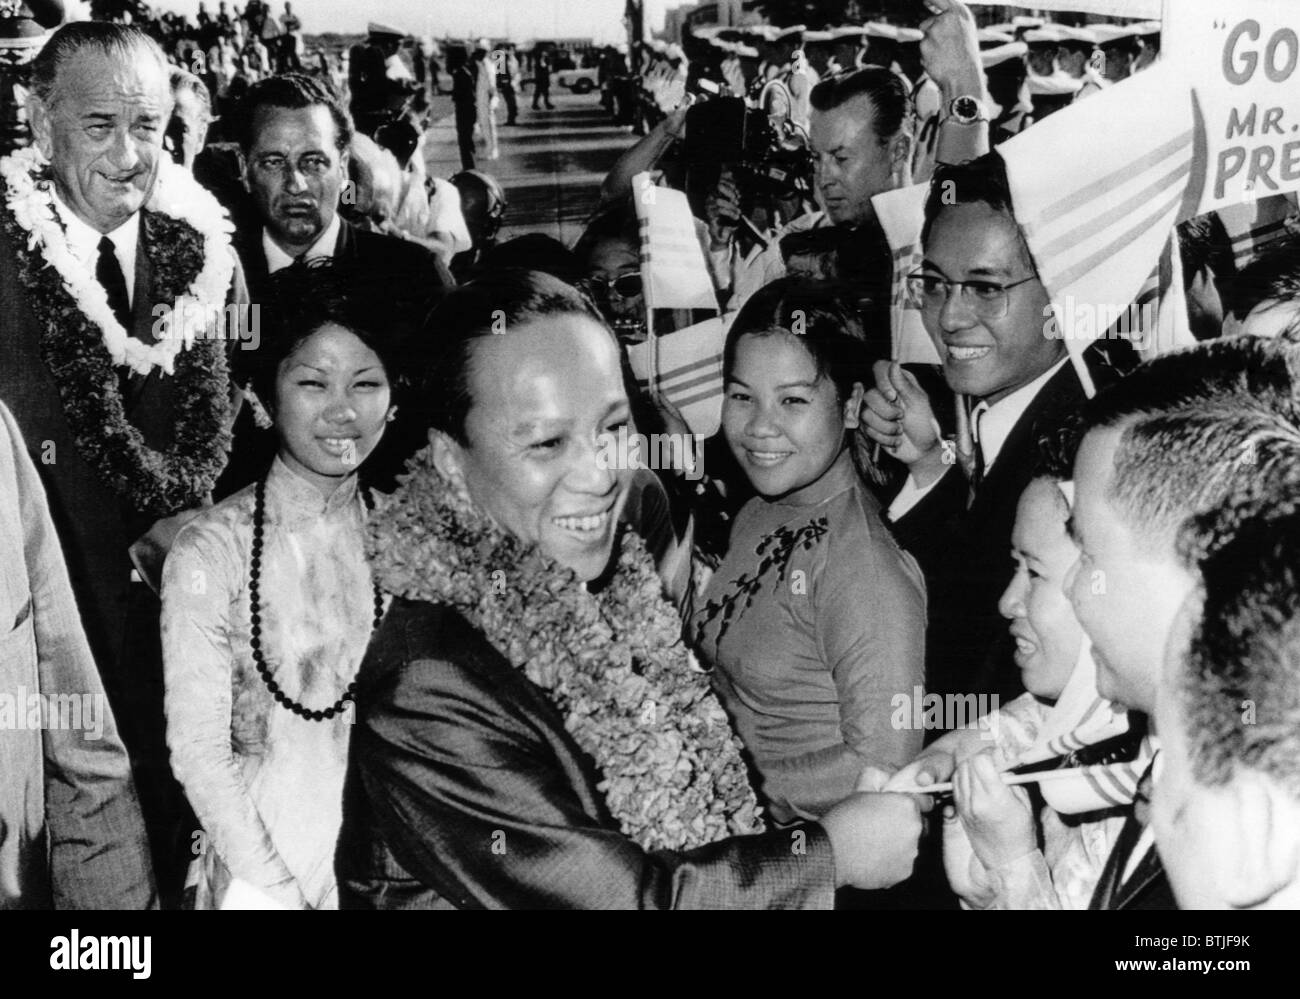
[552, 511, 610, 533]
[946, 346, 993, 361]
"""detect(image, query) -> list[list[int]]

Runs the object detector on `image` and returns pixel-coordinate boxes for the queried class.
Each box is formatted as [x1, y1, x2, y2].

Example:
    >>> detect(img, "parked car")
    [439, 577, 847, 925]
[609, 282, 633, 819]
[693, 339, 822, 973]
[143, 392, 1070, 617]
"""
[554, 65, 599, 94]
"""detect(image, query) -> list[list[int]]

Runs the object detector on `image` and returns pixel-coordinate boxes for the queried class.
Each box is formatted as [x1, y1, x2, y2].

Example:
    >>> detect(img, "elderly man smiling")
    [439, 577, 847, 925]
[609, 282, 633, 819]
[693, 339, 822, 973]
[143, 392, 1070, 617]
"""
[0, 21, 247, 905]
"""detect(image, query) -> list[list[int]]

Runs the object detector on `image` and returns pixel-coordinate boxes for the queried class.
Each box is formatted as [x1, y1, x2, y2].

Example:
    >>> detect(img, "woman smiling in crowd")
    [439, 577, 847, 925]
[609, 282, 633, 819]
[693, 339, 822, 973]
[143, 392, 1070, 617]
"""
[161, 264, 406, 909]
[689, 278, 927, 825]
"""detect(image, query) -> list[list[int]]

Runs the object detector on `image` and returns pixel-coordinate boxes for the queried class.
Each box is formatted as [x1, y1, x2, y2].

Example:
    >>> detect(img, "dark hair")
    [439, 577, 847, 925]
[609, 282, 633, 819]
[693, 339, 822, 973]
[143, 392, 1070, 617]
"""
[475, 234, 584, 285]
[1226, 235, 1300, 326]
[237, 72, 354, 153]
[1173, 493, 1300, 799]
[572, 201, 639, 268]
[422, 270, 607, 445]
[242, 260, 412, 414]
[809, 66, 912, 143]
[725, 277, 887, 485]
[1079, 337, 1300, 553]
[922, 151, 1018, 249]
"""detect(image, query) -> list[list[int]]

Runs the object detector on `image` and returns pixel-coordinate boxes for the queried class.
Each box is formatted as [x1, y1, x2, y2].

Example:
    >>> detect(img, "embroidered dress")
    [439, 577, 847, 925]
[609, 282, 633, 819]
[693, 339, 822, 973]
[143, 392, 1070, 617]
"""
[161, 457, 377, 909]
[689, 451, 927, 824]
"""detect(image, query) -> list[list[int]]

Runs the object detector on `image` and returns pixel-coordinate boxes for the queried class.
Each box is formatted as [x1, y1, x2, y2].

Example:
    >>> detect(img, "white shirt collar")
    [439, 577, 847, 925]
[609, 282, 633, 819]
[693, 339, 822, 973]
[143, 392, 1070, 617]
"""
[971, 356, 1070, 472]
[262, 212, 342, 274]
[51, 189, 141, 305]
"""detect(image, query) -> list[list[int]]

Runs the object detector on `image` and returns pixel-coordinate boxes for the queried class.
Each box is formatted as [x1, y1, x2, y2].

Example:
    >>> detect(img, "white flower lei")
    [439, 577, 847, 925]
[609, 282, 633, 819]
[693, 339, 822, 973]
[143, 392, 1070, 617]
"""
[0, 146, 236, 376]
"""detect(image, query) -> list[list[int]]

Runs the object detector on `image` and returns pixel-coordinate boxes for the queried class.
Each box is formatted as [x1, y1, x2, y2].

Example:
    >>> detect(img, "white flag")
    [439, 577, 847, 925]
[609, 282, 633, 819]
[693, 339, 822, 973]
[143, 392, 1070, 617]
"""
[632, 172, 718, 313]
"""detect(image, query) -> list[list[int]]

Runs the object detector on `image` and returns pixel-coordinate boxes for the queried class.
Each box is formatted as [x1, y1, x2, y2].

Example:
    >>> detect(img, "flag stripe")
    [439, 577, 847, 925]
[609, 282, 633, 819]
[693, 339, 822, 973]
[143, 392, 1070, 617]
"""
[1038, 160, 1192, 262]
[1045, 189, 1186, 291]
[1033, 131, 1194, 231]
[671, 384, 726, 411]
[637, 352, 721, 385]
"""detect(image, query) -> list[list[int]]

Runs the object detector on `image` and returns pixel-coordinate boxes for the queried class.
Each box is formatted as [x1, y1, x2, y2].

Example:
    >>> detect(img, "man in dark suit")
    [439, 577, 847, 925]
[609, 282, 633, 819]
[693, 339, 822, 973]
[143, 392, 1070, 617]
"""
[863, 152, 1128, 719]
[219, 73, 451, 495]
[0, 22, 246, 905]
[1063, 337, 1300, 909]
[335, 597, 928, 909]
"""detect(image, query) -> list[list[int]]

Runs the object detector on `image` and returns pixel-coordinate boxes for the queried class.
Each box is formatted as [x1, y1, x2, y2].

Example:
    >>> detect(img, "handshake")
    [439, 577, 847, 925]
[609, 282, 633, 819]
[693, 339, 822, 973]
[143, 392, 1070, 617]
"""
[818, 766, 937, 892]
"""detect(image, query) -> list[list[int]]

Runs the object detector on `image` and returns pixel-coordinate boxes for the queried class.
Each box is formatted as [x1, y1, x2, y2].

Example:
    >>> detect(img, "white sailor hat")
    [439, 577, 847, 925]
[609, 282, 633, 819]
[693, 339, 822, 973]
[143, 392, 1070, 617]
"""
[1132, 21, 1162, 37]
[1012, 16, 1046, 29]
[649, 39, 667, 53]
[978, 28, 1016, 47]
[802, 29, 834, 45]
[981, 42, 1028, 70]
[367, 21, 405, 39]
[1023, 26, 1065, 46]
[1092, 24, 1139, 46]
[734, 43, 760, 58]
[665, 43, 685, 61]
[1057, 26, 1098, 46]
[773, 24, 805, 44]
[693, 25, 724, 39]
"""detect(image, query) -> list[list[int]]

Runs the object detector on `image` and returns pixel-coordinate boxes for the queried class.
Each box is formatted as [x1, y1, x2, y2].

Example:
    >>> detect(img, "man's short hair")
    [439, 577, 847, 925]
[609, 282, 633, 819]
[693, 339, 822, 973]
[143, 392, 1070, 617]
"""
[1226, 235, 1300, 327]
[921, 151, 1018, 249]
[30, 21, 171, 108]
[237, 72, 354, 153]
[169, 66, 213, 122]
[809, 66, 912, 143]
[1174, 493, 1300, 801]
[1079, 337, 1300, 553]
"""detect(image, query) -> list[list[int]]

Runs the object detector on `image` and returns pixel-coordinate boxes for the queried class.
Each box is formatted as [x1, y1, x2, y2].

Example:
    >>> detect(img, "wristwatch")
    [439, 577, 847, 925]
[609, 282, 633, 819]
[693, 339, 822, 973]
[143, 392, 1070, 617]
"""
[945, 95, 989, 126]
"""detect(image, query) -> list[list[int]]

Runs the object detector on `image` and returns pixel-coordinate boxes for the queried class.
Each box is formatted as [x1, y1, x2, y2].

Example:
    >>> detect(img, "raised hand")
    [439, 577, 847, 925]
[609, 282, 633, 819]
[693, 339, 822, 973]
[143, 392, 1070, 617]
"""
[952, 750, 1037, 870]
[919, 0, 986, 101]
[861, 360, 943, 469]
[704, 167, 743, 250]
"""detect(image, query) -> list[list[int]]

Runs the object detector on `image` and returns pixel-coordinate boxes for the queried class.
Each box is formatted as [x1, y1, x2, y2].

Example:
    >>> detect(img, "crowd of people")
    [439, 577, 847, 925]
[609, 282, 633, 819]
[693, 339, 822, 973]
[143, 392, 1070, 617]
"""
[2, 0, 1299, 915]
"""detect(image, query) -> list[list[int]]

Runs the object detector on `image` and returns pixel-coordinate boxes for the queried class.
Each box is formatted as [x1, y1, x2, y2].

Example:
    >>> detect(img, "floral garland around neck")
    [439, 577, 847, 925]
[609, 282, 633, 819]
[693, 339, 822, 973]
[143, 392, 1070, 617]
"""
[0, 147, 234, 516]
[367, 446, 766, 852]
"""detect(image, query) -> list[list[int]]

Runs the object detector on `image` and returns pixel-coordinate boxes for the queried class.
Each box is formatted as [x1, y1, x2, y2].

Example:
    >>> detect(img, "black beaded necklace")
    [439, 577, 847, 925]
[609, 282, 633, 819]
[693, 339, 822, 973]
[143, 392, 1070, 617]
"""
[249, 474, 384, 722]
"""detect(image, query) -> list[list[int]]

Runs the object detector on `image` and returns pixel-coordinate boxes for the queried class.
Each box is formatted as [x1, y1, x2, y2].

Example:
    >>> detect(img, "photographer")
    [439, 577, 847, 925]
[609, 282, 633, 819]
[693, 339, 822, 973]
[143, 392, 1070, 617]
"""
[705, 0, 990, 315]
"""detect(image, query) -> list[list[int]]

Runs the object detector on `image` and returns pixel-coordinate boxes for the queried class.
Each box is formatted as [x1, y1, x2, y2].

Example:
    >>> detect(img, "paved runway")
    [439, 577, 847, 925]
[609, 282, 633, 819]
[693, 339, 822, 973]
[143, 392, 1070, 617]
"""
[423, 89, 638, 248]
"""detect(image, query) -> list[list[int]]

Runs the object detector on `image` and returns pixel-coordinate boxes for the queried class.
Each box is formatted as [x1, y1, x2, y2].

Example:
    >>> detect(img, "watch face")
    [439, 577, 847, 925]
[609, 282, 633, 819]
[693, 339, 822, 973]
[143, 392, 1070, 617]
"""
[952, 96, 980, 121]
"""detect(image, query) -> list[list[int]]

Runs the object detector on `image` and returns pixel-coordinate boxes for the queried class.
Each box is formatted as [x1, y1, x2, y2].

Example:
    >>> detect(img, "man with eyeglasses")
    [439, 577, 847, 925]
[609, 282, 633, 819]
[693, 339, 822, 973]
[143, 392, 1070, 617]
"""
[863, 150, 1131, 717]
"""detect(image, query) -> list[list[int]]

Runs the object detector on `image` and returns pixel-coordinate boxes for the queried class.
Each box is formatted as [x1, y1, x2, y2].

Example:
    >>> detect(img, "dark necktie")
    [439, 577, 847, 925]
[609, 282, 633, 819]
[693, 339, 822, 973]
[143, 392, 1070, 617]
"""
[966, 401, 988, 509]
[96, 235, 132, 332]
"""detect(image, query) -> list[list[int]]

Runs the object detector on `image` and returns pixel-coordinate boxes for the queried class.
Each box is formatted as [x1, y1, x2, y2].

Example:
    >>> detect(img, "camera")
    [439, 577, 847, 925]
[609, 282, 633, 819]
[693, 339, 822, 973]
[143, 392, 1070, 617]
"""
[682, 96, 813, 200]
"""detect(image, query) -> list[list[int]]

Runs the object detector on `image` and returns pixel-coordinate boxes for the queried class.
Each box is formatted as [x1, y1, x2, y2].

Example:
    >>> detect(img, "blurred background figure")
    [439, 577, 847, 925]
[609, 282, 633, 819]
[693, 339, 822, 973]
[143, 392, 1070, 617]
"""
[0, 0, 63, 158]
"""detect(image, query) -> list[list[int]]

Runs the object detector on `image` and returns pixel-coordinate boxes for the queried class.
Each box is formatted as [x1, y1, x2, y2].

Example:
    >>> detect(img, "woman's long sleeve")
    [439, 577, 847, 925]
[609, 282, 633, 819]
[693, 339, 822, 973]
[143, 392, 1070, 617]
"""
[160, 523, 306, 909]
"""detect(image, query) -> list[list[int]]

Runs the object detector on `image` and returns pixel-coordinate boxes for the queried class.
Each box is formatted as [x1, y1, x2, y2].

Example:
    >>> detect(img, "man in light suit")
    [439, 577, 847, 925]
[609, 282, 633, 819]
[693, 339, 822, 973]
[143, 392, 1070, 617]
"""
[0, 400, 155, 909]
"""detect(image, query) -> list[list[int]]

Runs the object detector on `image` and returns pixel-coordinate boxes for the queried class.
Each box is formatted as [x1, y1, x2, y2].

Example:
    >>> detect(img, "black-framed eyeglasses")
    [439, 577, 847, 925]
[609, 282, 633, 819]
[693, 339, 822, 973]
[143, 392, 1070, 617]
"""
[582, 273, 644, 299]
[905, 272, 1039, 320]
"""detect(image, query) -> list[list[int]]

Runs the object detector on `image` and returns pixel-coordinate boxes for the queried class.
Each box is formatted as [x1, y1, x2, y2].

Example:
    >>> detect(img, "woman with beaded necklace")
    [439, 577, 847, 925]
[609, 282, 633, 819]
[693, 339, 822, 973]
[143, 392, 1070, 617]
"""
[160, 263, 403, 909]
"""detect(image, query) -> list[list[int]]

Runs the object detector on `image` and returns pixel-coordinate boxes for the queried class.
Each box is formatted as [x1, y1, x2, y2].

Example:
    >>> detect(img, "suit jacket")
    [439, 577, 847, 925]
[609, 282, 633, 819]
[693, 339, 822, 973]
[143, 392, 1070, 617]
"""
[219, 219, 453, 497]
[1088, 758, 1175, 910]
[0, 401, 156, 909]
[335, 598, 837, 909]
[0, 212, 248, 683]
[888, 352, 1124, 718]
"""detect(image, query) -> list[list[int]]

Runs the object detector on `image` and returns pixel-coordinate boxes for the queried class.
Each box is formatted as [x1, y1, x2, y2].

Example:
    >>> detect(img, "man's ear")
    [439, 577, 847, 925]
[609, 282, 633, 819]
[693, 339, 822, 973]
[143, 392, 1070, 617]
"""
[1215, 772, 1300, 909]
[842, 381, 866, 430]
[26, 94, 55, 160]
[888, 130, 913, 180]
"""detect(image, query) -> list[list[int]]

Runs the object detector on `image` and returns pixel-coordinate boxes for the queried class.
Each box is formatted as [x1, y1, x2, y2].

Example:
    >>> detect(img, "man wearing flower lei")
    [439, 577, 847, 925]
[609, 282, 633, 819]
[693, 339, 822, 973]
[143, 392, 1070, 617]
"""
[336, 271, 927, 908]
[0, 21, 244, 896]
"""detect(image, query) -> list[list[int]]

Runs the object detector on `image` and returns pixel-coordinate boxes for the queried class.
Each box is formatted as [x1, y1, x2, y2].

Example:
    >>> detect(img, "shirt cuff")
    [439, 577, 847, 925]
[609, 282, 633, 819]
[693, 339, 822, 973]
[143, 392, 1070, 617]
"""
[887, 466, 951, 522]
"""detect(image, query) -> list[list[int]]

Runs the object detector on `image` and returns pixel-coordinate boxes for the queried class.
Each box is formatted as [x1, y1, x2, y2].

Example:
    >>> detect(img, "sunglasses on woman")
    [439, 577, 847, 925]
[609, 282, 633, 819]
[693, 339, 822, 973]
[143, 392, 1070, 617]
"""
[582, 273, 644, 299]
